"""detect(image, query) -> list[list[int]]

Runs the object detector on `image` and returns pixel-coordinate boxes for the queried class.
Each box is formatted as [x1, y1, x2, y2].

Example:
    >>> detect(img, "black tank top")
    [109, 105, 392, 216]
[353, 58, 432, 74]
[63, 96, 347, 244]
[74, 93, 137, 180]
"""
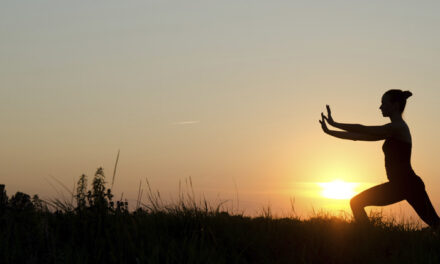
[382, 138, 416, 181]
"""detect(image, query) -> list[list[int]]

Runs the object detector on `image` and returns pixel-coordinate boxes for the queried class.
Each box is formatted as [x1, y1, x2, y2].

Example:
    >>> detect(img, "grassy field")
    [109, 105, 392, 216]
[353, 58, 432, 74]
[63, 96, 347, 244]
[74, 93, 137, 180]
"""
[1, 168, 439, 264]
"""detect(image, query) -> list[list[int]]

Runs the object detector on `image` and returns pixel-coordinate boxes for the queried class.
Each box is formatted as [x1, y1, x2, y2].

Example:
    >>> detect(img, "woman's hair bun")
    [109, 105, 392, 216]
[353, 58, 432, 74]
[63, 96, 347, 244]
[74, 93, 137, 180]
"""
[402, 90, 413, 99]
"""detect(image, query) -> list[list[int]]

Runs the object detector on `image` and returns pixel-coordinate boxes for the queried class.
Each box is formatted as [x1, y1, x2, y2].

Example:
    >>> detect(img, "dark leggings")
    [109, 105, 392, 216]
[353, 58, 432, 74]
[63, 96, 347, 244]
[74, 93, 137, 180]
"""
[350, 176, 440, 227]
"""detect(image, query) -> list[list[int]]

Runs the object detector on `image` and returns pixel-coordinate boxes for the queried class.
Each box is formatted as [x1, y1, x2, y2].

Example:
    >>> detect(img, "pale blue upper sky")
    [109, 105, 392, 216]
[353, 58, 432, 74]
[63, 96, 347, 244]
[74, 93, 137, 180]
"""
[1, 1, 440, 217]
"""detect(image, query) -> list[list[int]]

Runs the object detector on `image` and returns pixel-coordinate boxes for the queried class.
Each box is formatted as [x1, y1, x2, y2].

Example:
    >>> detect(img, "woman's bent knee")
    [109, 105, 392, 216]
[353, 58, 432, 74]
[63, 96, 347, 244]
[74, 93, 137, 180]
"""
[350, 195, 363, 210]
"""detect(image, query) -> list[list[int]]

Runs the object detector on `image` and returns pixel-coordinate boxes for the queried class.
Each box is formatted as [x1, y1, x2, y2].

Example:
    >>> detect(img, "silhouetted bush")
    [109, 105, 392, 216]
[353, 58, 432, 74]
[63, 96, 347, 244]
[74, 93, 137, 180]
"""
[0, 184, 7, 213]
[9, 192, 34, 212]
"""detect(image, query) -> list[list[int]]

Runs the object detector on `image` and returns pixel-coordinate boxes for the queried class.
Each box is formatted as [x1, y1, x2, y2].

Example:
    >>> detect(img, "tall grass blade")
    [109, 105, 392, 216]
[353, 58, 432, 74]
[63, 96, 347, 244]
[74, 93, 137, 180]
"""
[111, 149, 120, 189]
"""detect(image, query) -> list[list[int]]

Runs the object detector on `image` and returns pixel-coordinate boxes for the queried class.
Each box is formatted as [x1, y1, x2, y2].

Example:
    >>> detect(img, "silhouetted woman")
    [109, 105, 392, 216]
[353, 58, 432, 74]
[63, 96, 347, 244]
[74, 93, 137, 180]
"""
[319, 90, 440, 228]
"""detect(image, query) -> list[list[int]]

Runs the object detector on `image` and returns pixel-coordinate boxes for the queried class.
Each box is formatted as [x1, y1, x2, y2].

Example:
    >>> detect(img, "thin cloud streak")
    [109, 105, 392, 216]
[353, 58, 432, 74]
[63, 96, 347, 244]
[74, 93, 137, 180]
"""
[173, 120, 201, 125]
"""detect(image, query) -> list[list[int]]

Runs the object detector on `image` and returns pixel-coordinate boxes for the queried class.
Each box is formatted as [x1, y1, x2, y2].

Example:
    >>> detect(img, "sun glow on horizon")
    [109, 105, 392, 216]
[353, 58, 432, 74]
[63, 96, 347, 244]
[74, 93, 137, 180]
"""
[318, 180, 359, 200]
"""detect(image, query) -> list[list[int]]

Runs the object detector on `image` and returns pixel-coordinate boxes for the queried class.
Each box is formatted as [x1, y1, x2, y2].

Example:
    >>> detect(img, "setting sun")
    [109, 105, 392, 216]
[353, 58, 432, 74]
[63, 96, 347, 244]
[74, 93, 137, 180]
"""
[318, 180, 359, 200]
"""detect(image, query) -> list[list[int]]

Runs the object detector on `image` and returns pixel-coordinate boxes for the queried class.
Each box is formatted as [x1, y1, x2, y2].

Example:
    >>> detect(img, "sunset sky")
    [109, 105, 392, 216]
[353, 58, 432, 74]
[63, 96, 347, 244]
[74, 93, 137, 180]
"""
[2, 1, 440, 221]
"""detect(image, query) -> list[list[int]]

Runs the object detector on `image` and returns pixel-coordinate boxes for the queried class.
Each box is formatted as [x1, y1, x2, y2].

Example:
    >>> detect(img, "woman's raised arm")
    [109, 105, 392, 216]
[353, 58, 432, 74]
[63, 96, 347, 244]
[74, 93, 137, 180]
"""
[319, 115, 385, 141]
[322, 105, 395, 137]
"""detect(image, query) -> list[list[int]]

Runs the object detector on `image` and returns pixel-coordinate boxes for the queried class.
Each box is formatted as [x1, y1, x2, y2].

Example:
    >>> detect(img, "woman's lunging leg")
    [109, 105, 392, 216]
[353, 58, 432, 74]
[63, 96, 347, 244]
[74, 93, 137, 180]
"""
[350, 182, 404, 224]
[405, 178, 440, 228]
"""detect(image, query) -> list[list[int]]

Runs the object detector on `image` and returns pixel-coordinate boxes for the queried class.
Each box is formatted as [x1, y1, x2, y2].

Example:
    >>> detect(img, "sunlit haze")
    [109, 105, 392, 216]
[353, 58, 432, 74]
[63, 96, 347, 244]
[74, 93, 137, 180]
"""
[2, 1, 440, 223]
[319, 180, 359, 200]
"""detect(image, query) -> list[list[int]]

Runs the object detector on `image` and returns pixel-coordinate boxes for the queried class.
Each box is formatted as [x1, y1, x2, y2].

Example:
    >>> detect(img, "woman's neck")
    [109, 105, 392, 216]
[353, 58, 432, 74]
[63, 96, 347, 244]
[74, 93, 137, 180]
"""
[389, 113, 403, 123]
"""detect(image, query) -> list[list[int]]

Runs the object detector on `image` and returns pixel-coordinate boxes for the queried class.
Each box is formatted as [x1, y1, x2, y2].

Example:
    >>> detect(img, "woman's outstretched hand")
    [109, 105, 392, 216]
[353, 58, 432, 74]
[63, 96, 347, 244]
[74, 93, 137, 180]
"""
[319, 113, 329, 133]
[322, 105, 335, 126]
[320, 105, 336, 134]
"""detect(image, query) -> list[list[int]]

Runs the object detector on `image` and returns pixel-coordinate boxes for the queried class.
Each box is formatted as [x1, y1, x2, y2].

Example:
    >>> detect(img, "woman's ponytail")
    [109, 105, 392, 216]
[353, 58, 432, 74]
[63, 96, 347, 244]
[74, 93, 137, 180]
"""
[402, 90, 413, 100]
